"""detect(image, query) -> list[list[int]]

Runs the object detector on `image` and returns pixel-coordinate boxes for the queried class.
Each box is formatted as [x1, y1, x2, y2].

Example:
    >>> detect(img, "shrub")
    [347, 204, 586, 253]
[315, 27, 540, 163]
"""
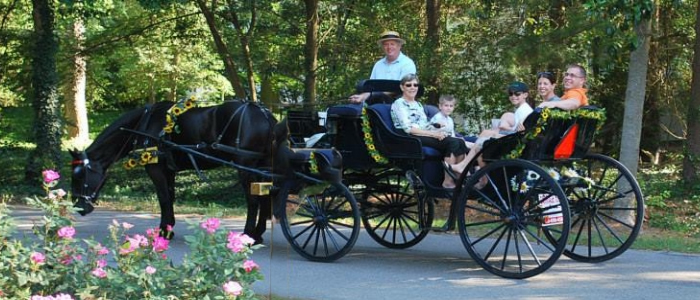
[0, 170, 262, 299]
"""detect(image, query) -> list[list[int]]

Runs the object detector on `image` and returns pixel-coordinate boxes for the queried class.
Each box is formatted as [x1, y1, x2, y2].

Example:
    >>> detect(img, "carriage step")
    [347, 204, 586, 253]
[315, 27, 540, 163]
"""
[250, 182, 273, 196]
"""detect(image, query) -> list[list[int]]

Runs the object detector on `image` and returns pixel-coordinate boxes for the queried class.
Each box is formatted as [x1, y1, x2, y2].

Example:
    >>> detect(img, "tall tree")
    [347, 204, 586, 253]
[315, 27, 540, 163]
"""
[619, 15, 652, 175]
[303, 0, 319, 104]
[195, 0, 246, 98]
[425, 0, 441, 104]
[222, 0, 258, 102]
[63, 16, 89, 146]
[682, 0, 700, 182]
[25, 0, 61, 180]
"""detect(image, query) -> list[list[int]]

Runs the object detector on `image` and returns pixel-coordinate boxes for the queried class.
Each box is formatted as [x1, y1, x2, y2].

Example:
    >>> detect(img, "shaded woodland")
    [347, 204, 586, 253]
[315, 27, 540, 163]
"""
[1, 0, 700, 183]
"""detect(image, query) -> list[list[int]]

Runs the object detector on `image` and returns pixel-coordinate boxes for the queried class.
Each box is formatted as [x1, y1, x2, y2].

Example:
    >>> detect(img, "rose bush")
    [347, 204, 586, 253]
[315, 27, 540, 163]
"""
[0, 170, 263, 299]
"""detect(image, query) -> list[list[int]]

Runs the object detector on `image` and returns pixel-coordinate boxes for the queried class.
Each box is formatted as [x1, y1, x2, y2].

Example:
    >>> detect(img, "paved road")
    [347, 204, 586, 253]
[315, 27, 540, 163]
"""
[9, 206, 700, 300]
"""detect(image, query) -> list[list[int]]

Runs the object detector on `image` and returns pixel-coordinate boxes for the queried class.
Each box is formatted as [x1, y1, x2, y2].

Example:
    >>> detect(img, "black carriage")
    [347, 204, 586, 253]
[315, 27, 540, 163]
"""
[277, 80, 644, 279]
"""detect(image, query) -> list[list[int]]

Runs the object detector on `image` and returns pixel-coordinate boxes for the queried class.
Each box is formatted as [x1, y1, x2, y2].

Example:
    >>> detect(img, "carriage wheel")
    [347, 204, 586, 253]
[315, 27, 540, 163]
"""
[279, 182, 361, 262]
[552, 153, 644, 263]
[457, 159, 570, 279]
[361, 170, 434, 249]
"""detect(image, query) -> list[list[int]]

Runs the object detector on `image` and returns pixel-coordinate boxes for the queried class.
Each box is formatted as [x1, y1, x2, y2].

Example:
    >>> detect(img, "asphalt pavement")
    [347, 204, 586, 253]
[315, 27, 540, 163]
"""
[8, 206, 700, 300]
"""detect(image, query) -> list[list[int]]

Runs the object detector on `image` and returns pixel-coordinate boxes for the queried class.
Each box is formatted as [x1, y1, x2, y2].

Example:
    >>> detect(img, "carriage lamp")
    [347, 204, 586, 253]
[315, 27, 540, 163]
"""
[251, 182, 273, 196]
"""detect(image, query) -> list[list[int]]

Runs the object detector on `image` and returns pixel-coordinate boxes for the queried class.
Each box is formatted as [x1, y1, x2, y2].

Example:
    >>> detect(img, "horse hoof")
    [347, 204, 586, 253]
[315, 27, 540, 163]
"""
[160, 229, 175, 240]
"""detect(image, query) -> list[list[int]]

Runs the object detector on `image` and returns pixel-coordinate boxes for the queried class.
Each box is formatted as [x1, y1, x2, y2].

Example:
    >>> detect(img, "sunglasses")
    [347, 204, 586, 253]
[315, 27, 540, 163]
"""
[537, 71, 553, 77]
[403, 83, 419, 87]
[508, 91, 523, 96]
[564, 72, 583, 78]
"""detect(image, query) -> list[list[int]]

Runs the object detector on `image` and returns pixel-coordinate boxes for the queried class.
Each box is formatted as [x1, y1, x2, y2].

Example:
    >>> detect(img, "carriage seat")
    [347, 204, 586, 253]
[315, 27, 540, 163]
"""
[366, 103, 443, 160]
[481, 106, 604, 161]
[289, 148, 343, 183]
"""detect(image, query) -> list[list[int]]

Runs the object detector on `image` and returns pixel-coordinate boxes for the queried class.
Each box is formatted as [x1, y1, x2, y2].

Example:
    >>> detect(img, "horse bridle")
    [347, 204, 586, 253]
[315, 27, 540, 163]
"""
[71, 152, 108, 206]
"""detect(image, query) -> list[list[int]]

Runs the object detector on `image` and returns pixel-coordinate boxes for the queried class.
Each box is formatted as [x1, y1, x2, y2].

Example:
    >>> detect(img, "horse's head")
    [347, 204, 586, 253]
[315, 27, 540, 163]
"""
[69, 149, 106, 216]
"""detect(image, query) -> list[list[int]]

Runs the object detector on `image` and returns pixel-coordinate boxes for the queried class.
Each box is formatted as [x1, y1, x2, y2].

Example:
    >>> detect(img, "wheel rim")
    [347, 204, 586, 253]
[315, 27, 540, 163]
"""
[280, 183, 360, 262]
[559, 154, 644, 262]
[361, 171, 434, 249]
[458, 160, 570, 279]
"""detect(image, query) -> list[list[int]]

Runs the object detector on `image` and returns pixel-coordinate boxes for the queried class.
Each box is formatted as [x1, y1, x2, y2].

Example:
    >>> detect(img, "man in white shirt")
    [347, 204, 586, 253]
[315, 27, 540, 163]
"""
[349, 30, 417, 103]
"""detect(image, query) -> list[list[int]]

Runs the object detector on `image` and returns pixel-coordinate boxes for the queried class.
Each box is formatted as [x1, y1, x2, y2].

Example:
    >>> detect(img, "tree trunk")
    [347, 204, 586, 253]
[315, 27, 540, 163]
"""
[25, 0, 61, 181]
[195, 0, 246, 99]
[425, 0, 441, 105]
[303, 0, 319, 105]
[619, 17, 652, 176]
[63, 18, 89, 147]
[682, 0, 700, 182]
[224, 1, 258, 102]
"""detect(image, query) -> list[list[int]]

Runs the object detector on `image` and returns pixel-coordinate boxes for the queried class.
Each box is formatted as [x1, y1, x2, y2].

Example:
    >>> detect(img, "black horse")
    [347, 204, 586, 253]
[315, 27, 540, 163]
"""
[70, 100, 288, 243]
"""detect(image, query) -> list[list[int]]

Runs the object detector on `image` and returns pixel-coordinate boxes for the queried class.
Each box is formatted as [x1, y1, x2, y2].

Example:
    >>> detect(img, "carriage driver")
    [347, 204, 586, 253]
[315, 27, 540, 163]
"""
[348, 30, 417, 103]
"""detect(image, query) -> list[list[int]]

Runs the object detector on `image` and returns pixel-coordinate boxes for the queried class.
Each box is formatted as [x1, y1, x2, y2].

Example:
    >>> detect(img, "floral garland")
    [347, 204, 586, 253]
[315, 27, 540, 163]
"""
[308, 151, 319, 174]
[504, 107, 607, 159]
[124, 147, 159, 170]
[163, 96, 197, 134]
[360, 105, 389, 164]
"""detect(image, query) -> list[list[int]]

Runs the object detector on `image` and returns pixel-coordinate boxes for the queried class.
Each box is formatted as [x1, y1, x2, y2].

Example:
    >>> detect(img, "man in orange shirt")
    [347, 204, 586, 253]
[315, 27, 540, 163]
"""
[538, 64, 588, 110]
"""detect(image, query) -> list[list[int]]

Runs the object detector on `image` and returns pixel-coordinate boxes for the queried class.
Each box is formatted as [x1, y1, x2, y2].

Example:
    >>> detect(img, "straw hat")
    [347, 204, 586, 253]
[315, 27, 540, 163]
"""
[377, 30, 406, 46]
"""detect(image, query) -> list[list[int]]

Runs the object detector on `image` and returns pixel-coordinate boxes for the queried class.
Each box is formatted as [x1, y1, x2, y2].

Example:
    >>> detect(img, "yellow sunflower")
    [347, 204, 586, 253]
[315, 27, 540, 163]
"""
[125, 159, 137, 169]
[141, 151, 152, 163]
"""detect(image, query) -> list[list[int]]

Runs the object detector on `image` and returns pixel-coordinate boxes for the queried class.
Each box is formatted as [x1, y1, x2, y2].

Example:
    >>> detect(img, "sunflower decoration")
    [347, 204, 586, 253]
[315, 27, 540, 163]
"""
[123, 147, 159, 170]
[163, 96, 197, 135]
[124, 158, 138, 170]
[360, 105, 389, 164]
[308, 151, 319, 174]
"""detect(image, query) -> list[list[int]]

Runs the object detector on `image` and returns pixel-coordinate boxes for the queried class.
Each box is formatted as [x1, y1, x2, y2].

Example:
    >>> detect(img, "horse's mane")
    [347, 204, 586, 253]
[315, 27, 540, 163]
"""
[87, 102, 173, 163]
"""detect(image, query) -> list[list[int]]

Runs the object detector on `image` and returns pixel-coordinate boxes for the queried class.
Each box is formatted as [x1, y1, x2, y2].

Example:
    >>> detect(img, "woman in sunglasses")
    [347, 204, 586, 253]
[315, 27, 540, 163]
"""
[391, 74, 468, 188]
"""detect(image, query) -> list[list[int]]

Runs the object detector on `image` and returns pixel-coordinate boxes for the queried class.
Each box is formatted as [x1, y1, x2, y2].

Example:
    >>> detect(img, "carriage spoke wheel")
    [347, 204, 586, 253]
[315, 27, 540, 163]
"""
[458, 160, 570, 279]
[361, 170, 434, 249]
[279, 182, 361, 262]
[553, 153, 644, 263]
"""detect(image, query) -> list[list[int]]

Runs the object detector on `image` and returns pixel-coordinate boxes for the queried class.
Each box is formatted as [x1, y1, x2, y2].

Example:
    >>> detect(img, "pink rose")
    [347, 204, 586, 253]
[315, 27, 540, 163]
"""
[42, 169, 60, 184]
[57, 226, 76, 239]
[227, 232, 255, 253]
[222, 281, 243, 296]
[97, 259, 107, 268]
[243, 260, 259, 272]
[95, 243, 109, 256]
[152, 236, 169, 252]
[200, 217, 221, 234]
[92, 267, 107, 278]
[145, 266, 156, 274]
[132, 234, 148, 247]
[30, 252, 45, 264]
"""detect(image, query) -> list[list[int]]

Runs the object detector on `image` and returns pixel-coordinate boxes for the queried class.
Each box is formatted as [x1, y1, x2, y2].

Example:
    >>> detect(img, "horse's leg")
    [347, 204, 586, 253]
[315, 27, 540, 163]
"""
[254, 194, 271, 240]
[239, 173, 263, 244]
[146, 165, 177, 238]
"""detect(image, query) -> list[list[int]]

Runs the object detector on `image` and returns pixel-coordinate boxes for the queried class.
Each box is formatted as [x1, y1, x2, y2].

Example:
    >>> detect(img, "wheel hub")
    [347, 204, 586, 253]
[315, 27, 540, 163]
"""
[573, 197, 597, 218]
